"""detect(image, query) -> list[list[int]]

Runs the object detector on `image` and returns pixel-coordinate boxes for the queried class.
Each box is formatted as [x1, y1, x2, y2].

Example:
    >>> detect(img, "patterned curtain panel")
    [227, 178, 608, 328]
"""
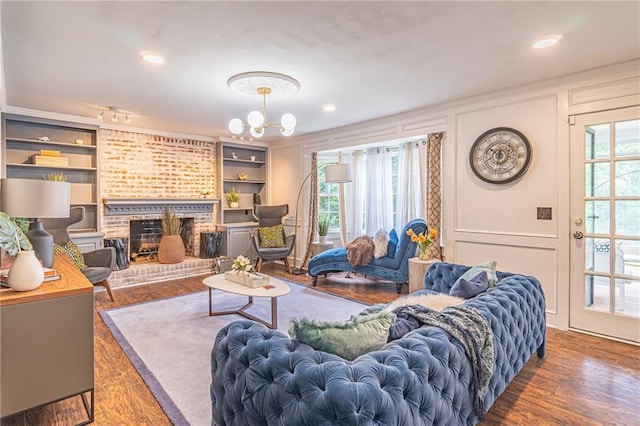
[301, 153, 318, 269]
[426, 132, 443, 259]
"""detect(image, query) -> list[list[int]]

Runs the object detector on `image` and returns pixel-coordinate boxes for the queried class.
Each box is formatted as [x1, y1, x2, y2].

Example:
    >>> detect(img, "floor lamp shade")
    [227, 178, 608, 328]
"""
[1, 178, 71, 267]
[324, 163, 352, 184]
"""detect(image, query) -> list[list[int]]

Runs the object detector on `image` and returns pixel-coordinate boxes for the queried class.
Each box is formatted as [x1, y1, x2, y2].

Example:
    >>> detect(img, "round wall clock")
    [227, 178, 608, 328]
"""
[469, 127, 532, 184]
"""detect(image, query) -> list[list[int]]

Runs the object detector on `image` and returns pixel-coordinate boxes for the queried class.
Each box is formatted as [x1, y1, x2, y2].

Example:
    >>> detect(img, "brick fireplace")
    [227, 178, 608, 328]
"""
[102, 198, 220, 288]
[98, 129, 220, 288]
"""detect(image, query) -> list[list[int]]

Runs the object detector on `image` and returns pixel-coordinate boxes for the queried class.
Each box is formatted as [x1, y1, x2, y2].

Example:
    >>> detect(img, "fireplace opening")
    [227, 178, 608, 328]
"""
[129, 218, 194, 262]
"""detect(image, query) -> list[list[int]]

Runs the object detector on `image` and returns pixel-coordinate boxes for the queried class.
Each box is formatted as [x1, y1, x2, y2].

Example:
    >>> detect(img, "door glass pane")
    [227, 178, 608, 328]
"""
[585, 274, 610, 311]
[615, 279, 639, 317]
[585, 201, 610, 234]
[614, 119, 640, 158]
[585, 162, 610, 196]
[585, 123, 610, 159]
[585, 237, 612, 273]
[616, 239, 640, 279]
[615, 200, 640, 236]
[615, 160, 640, 196]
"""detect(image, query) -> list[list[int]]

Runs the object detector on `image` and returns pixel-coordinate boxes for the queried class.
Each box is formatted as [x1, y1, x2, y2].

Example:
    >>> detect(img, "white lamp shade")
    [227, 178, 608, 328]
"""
[280, 127, 295, 137]
[1, 178, 71, 218]
[228, 118, 244, 135]
[325, 163, 353, 183]
[250, 126, 264, 139]
[280, 113, 296, 130]
[247, 110, 265, 128]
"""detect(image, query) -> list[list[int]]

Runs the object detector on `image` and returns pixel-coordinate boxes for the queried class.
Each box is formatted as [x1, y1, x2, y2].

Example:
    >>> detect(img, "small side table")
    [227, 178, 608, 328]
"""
[311, 241, 334, 257]
[408, 257, 441, 293]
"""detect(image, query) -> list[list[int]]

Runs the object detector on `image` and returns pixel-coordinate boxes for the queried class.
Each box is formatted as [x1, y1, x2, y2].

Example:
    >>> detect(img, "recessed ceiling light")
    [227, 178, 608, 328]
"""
[323, 104, 336, 112]
[140, 51, 165, 64]
[532, 34, 563, 49]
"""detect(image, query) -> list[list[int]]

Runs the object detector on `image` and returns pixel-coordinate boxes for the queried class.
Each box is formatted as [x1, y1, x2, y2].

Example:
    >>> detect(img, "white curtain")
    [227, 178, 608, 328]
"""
[395, 141, 427, 231]
[364, 147, 393, 235]
[345, 150, 366, 240]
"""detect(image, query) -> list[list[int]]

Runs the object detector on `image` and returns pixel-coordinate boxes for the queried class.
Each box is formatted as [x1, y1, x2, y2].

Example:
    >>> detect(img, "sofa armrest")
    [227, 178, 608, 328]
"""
[83, 247, 116, 270]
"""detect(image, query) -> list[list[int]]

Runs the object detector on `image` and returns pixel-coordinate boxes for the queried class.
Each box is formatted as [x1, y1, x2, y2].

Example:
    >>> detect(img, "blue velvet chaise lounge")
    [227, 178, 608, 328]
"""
[210, 262, 546, 425]
[308, 218, 427, 294]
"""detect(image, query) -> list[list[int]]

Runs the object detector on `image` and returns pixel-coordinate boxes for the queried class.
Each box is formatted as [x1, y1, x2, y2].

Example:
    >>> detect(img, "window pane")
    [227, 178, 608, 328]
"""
[585, 274, 610, 311]
[585, 237, 612, 273]
[615, 119, 640, 158]
[616, 239, 640, 279]
[615, 200, 640, 236]
[615, 279, 639, 317]
[585, 201, 609, 234]
[615, 160, 640, 196]
[585, 123, 610, 160]
[585, 162, 610, 197]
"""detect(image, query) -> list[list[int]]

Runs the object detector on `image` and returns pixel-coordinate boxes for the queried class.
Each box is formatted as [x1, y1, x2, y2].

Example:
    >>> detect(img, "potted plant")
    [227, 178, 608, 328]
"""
[0, 211, 44, 291]
[225, 188, 240, 208]
[318, 215, 329, 244]
[157, 207, 185, 264]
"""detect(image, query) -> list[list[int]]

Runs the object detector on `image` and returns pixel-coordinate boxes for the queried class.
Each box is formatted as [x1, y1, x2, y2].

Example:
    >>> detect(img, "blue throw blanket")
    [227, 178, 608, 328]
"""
[390, 304, 494, 418]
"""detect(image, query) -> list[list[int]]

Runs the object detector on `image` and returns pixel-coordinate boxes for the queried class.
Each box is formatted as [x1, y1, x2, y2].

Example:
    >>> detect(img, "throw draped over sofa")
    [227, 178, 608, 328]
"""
[210, 262, 546, 425]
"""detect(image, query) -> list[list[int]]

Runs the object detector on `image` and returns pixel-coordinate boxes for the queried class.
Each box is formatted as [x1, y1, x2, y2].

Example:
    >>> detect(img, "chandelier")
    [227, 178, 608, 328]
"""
[227, 71, 299, 138]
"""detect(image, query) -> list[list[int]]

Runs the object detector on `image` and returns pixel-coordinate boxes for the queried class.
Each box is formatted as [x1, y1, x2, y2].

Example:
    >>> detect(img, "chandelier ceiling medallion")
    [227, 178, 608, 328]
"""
[227, 71, 299, 139]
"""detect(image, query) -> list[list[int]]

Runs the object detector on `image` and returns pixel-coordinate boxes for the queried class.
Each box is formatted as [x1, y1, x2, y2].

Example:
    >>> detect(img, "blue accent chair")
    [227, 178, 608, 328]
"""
[307, 218, 427, 293]
[210, 262, 546, 425]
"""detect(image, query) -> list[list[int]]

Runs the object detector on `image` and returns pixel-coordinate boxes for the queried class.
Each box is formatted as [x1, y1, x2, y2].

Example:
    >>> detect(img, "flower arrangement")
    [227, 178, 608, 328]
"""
[406, 227, 439, 260]
[231, 255, 254, 273]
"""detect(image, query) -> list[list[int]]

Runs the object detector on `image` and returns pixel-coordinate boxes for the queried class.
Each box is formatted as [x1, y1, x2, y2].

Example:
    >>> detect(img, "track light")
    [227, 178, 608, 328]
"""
[97, 106, 132, 124]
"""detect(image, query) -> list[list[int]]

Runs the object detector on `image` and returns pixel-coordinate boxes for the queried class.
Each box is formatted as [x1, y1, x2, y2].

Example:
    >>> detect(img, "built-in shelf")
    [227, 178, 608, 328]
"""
[7, 163, 97, 171]
[223, 179, 265, 184]
[222, 157, 266, 164]
[6, 138, 97, 150]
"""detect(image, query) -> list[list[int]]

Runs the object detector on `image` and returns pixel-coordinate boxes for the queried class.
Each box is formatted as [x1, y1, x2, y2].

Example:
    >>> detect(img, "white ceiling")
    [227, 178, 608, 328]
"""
[1, 1, 639, 141]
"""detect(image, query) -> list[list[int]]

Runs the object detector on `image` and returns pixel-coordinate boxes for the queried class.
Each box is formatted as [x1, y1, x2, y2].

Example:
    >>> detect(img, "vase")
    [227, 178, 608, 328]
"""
[157, 235, 185, 264]
[7, 250, 45, 291]
[319, 236, 327, 244]
[230, 202, 239, 208]
[418, 252, 430, 261]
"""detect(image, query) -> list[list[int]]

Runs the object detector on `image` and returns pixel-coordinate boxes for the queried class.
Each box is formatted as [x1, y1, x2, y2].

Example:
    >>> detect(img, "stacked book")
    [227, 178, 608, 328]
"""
[0, 267, 61, 287]
[28, 149, 69, 166]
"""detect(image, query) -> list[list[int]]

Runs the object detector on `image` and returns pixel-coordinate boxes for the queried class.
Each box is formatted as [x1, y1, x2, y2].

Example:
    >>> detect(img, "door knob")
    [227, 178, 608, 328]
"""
[573, 231, 584, 240]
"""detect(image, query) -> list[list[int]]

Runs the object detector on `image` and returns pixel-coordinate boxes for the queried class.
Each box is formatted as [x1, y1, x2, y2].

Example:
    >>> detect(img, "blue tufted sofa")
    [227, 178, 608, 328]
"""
[210, 262, 546, 425]
[307, 218, 427, 294]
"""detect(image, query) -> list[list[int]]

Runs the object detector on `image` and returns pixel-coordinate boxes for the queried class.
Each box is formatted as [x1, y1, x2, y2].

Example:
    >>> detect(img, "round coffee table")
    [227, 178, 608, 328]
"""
[202, 274, 290, 329]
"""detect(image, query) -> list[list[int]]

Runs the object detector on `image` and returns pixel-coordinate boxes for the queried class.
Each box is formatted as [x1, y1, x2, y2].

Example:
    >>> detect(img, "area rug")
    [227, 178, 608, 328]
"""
[100, 280, 368, 426]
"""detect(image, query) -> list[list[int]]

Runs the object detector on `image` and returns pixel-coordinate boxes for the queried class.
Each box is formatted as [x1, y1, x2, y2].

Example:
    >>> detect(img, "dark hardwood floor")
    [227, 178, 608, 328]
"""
[2, 263, 639, 425]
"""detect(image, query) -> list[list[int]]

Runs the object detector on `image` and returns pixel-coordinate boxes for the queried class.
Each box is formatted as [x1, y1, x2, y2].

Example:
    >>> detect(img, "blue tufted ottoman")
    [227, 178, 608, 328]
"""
[210, 262, 546, 425]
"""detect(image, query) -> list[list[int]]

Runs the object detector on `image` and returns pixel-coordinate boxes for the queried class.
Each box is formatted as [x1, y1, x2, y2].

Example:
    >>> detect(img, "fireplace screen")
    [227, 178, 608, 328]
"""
[129, 218, 194, 261]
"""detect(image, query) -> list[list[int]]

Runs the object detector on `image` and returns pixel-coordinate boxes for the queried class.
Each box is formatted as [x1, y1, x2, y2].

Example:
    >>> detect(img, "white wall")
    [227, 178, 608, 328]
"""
[269, 60, 640, 329]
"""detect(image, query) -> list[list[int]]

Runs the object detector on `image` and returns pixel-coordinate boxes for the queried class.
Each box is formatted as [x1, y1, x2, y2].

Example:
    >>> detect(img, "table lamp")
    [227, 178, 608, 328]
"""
[1, 178, 71, 268]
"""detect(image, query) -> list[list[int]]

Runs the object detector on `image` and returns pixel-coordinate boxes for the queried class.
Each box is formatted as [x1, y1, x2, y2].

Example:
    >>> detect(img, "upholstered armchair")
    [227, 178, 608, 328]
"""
[41, 206, 116, 301]
[250, 204, 295, 274]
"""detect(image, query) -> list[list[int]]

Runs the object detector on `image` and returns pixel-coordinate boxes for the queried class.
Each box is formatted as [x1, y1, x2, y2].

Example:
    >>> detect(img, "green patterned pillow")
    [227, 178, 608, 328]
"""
[289, 310, 396, 360]
[54, 241, 87, 270]
[258, 224, 285, 248]
[459, 260, 498, 287]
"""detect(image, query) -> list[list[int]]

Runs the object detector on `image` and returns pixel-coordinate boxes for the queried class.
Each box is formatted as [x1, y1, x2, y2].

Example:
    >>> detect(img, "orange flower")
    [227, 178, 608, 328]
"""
[429, 229, 438, 239]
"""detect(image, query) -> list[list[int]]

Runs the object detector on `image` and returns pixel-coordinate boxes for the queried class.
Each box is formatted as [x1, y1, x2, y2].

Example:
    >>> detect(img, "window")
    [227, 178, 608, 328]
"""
[318, 162, 341, 229]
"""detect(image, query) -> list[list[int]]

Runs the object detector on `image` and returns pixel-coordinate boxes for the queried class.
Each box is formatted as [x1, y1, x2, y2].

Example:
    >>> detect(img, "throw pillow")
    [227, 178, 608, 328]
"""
[289, 310, 396, 361]
[373, 228, 389, 259]
[450, 271, 488, 299]
[386, 228, 399, 257]
[53, 241, 87, 270]
[258, 224, 285, 248]
[459, 260, 499, 287]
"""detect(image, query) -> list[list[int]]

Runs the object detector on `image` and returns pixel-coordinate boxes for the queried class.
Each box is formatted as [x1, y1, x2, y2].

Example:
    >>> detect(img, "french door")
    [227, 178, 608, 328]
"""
[569, 106, 640, 343]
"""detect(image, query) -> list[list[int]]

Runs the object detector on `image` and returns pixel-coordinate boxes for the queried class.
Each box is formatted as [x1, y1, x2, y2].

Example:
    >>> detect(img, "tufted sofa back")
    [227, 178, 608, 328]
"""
[424, 262, 512, 294]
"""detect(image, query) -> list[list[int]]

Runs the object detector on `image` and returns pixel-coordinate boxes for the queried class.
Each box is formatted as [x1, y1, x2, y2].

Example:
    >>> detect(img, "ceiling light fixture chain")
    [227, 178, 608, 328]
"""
[227, 71, 299, 139]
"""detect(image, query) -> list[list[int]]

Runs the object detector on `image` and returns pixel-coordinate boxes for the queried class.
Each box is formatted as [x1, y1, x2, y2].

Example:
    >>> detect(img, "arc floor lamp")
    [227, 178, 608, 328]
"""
[292, 162, 352, 274]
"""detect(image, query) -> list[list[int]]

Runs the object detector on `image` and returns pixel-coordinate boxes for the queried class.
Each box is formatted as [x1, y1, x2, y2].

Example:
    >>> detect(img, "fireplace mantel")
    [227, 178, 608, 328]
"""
[103, 198, 220, 216]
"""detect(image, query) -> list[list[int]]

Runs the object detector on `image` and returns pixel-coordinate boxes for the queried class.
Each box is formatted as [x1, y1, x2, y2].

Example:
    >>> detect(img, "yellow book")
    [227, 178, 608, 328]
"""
[40, 149, 61, 157]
